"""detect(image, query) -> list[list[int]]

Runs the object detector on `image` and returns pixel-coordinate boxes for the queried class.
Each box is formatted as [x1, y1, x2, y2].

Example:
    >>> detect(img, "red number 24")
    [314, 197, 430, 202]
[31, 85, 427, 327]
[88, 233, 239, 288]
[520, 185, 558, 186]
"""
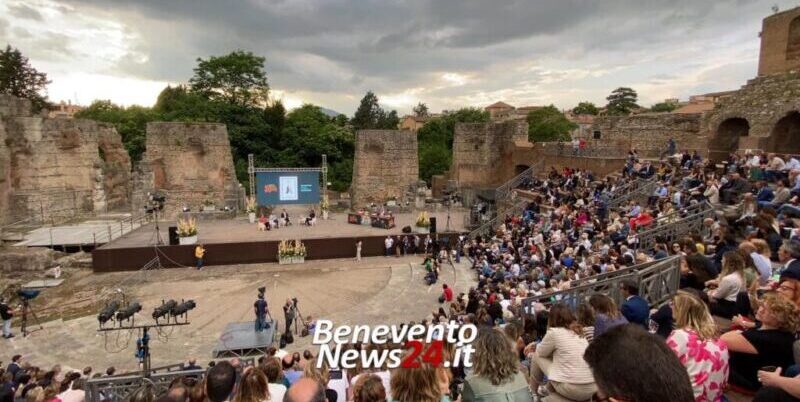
[400, 340, 444, 368]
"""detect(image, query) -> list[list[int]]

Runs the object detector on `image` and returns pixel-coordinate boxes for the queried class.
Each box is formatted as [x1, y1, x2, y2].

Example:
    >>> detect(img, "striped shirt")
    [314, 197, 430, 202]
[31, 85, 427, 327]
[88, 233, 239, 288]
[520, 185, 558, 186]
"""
[535, 327, 594, 384]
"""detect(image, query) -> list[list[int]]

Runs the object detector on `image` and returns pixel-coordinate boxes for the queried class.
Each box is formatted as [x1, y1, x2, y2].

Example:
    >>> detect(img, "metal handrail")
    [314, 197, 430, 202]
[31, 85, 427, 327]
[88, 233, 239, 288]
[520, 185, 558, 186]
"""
[520, 255, 681, 313]
[495, 161, 544, 202]
[635, 201, 715, 250]
[608, 178, 658, 209]
[467, 198, 529, 239]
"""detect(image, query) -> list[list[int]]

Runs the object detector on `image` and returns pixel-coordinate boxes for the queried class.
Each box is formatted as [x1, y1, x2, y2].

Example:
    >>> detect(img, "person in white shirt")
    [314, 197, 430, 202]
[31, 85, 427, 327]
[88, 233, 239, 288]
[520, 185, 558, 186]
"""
[705, 251, 745, 319]
[740, 241, 772, 285]
[785, 156, 800, 172]
[384, 236, 393, 257]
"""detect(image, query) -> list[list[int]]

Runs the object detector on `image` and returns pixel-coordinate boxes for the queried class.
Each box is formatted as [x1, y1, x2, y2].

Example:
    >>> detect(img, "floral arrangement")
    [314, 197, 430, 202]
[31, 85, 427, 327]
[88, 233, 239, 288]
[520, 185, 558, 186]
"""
[246, 196, 257, 213]
[320, 195, 330, 212]
[415, 211, 430, 228]
[177, 217, 198, 237]
[278, 239, 307, 258]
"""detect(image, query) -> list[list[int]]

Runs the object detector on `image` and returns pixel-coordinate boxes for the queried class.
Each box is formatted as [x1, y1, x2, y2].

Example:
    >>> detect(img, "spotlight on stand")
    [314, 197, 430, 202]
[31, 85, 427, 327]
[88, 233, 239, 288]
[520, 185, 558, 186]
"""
[98, 301, 120, 326]
[115, 302, 142, 323]
[152, 299, 177, 322]
[170, 300, 196, 320]
[182, 206, 190, 213]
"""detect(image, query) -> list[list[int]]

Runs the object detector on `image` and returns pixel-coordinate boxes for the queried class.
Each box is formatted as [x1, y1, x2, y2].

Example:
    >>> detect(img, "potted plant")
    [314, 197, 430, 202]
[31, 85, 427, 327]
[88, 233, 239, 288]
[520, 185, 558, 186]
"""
[202, 199, 215, 212]
[246, 197, 257, 223]
[320, 195, 330, 220]
[415, 211, 430, 233]
[177, 217, 198, 245]
[278, 239, 307, 264]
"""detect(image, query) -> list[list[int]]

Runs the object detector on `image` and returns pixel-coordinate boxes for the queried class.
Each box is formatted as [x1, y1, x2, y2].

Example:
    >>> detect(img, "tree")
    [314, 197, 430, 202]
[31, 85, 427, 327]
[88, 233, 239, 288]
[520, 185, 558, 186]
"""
[377, 109, 399, 129]
[572, 101, 599, 115]
[0, 45, 50, 111]
[153, 85, 216, 121]
[351, 91, 382, 130]
[413, 102, 429, 118]
[649, 101, 678, 113]
[526, 105, 577, 142]
[605, 87, 638, 115]
[189, 50, 269, 108]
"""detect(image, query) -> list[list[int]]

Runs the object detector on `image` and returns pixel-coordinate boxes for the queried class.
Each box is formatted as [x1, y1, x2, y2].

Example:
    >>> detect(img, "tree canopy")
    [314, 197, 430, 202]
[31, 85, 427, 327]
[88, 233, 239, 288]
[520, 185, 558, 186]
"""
[605, 87, 638, 115]
[572, 101, 599, 115]
[189, 50, 269, 108]
[350, 91, 399, 130]
[0, 45, 50, 111]
[413, 102, 429, 118]
[649, 101, 678, 113]
[526, 105, 577, 142]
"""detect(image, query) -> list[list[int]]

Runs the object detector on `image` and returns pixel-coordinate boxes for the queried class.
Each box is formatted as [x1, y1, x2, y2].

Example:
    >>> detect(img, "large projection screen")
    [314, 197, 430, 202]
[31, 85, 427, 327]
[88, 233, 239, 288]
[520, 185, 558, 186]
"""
[255, 171, 321, 205]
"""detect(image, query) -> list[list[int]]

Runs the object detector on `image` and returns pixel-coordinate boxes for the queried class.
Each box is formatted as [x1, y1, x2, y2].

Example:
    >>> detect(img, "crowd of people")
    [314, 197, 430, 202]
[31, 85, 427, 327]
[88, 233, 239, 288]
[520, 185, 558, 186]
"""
[4, 148, 800, 402]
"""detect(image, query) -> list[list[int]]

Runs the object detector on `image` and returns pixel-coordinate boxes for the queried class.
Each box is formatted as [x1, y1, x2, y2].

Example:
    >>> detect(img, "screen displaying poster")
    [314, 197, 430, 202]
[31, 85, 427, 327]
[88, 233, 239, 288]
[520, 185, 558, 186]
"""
[255, 171, 320, 205]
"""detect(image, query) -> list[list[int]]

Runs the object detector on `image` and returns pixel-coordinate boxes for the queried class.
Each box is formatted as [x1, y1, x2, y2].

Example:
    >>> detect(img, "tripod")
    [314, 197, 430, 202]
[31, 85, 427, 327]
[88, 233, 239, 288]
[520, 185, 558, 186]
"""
[20, 298, 43, 337]
[292, 303, 308, 336]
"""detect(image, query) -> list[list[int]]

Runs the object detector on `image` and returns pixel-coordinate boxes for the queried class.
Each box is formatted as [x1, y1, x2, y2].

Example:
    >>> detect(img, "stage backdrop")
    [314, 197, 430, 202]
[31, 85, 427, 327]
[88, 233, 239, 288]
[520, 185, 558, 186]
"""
[255, 171, 320, 205]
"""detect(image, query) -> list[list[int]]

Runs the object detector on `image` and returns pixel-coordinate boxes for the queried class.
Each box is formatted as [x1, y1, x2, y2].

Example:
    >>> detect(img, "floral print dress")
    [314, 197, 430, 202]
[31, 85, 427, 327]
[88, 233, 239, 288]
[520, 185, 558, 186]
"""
[666, 328, 729, 402]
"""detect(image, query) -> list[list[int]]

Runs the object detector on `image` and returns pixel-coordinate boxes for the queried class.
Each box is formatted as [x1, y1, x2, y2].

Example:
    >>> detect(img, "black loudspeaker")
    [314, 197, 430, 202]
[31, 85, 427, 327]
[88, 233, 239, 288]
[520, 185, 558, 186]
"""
[168, 226, 179, 245]
[429, 217, 437, 233]
[402, 225, 412, 233]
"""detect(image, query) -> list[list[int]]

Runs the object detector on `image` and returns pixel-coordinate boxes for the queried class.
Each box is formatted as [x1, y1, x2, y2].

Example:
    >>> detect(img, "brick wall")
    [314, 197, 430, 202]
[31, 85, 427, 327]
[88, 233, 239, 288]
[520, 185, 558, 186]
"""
[351, 130, 419, 207]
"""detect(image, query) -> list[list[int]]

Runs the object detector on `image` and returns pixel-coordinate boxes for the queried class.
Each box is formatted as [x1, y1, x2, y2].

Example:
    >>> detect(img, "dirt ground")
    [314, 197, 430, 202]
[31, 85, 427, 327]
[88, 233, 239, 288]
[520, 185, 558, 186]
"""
[0, 254, 474, 374]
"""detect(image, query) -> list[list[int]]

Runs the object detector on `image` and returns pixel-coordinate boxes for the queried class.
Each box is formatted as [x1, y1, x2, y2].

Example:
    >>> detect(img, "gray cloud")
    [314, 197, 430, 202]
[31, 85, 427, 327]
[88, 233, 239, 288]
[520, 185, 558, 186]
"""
[28, 0, 800, 111]
[0, 18, 8, 38]
[9, 3, 44, 21]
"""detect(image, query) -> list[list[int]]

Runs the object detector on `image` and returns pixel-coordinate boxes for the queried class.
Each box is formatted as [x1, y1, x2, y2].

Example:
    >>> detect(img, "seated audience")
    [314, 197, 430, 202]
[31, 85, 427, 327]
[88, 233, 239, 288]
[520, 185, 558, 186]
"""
[584, 324, 695, 402]
[620, 280, 649, 328]
[589, 294, 628, 337]
[705, 251, 745, 319]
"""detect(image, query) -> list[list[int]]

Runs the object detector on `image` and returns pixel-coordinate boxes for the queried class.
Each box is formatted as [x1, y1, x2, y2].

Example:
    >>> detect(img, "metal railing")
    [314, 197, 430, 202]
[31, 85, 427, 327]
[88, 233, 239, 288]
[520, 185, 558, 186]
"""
[608, 178, 658, 209]
[495, 161, 543, 203]
[86, 358, 256, 401]
[635, 201, 715, 251]
[520, 255, 681, 313]
[467, 198, 530, 240]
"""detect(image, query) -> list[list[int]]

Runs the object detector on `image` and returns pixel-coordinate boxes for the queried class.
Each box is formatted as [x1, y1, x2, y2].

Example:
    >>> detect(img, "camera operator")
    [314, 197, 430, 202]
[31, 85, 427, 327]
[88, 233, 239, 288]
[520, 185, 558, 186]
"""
[283, 298, 296, 334]
[0, 296, 16, 339]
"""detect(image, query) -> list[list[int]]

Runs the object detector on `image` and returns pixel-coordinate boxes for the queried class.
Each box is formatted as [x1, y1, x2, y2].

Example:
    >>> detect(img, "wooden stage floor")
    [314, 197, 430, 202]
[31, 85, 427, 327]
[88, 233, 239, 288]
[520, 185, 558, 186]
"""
[101, 210, 468, 249]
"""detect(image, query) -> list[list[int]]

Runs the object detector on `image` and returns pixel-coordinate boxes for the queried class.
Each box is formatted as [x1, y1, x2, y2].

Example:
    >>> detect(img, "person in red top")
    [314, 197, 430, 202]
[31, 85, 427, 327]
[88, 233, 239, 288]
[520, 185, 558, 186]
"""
[442, 284, 454, 302]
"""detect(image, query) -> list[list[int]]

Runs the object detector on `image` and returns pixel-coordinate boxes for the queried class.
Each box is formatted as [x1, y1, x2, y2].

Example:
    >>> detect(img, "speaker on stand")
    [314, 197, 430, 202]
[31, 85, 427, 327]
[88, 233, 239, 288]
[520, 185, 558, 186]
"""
[168, 226, 179, 246]
[429, 217, 437, 234]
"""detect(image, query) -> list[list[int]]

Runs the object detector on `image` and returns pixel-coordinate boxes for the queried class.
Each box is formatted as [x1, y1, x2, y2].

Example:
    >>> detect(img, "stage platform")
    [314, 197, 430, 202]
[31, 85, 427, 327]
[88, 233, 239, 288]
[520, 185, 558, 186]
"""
[213, 320, 277, 358]
[101, 210, 466, 249]
[91, 209, 465, 272]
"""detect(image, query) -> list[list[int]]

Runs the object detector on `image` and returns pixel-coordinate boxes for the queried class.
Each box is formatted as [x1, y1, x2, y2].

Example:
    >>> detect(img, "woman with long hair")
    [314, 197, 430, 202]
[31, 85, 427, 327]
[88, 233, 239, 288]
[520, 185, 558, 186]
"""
[234, 368, 270, 402]
[303, 362, 337, 402]
[390, 353, 447, 402]
[462, 328, 532, 402]
[705, 251, 745, 318]
[588, 294, 628, 337]
[722, 292, 800, 391]
[529, 304, 596, 401]
[666, 291, 729, 402]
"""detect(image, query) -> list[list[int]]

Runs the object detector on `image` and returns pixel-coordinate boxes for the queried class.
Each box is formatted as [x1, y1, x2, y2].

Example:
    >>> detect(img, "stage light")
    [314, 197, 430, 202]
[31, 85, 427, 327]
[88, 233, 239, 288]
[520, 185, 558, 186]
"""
[152, 300, 177, 320]
[98, 301, 120, 325]
[116, 302, 142, 322]
[170, 300, 196, 317]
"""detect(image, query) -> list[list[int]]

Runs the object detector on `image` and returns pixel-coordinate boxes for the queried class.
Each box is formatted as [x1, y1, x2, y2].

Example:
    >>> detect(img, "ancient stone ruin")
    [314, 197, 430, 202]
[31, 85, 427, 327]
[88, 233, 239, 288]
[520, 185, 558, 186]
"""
[133, 122, 240, 217]
[351, 130, 419, 207]
[0, 94, 131, 224]
[451, 120, 527, 189]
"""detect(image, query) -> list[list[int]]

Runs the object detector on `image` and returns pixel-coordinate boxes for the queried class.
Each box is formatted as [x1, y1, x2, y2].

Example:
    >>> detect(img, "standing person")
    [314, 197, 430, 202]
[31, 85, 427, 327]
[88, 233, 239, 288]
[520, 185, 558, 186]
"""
[254, 289, 269, 332]
[0, 297, 14, 339]
[356, 240, 362, 262]
[283, 299, 296, 335]
[384, 236, 393, 257]
[195, 244, 206, 270]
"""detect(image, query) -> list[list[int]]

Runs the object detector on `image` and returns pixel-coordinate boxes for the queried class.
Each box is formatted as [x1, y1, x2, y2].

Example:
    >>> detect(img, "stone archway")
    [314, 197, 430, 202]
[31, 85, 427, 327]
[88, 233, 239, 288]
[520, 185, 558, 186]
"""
[710, 118, 750, 161]
[515, 164, 530, 175]
[768, 111, 800, 154]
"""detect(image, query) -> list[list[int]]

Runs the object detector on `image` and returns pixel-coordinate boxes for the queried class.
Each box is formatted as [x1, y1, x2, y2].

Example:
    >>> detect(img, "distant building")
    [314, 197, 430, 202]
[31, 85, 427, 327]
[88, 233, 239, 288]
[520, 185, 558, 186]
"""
[672, 90, 737, 114]
[398, 114, 440, 132]
[49, 101, 83, 119]
[484, 101, 544, 121]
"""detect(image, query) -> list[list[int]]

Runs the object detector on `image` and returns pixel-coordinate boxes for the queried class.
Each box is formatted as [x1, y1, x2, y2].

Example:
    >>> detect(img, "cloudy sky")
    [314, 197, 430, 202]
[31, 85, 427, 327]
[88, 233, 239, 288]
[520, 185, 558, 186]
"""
[0, 0, 796, 115]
